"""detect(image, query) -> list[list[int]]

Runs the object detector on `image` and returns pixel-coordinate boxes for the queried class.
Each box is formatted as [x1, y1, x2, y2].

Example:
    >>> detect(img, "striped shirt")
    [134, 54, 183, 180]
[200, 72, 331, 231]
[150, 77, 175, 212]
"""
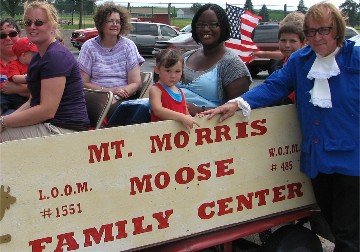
[77, 36, 145, 88]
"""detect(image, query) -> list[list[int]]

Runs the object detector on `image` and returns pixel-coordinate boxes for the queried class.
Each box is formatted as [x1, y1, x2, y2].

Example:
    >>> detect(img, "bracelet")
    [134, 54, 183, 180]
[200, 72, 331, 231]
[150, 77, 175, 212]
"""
[0, 116, 6, 128]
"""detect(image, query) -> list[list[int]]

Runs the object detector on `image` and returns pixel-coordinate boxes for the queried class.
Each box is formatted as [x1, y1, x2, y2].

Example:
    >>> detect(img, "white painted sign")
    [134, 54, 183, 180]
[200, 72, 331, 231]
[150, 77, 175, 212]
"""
[0, 105, 316, 251]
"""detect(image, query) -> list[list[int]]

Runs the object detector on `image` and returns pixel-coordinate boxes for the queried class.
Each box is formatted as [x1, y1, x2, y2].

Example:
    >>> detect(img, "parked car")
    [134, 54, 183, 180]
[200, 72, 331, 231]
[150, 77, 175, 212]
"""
[345, 26, 359, 39]
[246, 23, 281, 76]
[247, 24, 360, 76]
[151, 23, 359, 76]
[153, 23, 279, 76]
[128, 22, 179, 55]
[152, 33, 199, 56]
[71, 27, 98, 50]
[179, 24, 192, 33]
[70, 21, 179, 55]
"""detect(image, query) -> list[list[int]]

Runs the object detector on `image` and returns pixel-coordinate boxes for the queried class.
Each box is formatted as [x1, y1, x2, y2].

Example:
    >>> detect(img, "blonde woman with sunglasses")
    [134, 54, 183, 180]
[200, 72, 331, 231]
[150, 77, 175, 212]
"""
[0, 1, 90, 141]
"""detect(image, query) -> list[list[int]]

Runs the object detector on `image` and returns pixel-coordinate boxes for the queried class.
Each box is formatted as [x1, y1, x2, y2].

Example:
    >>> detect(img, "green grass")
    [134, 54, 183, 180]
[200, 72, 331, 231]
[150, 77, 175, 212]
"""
[170, 19, 192, 29]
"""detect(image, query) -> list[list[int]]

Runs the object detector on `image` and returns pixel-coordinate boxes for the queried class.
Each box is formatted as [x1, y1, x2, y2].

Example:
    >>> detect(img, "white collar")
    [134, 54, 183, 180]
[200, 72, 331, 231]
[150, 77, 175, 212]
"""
[307, 47, 340, 108]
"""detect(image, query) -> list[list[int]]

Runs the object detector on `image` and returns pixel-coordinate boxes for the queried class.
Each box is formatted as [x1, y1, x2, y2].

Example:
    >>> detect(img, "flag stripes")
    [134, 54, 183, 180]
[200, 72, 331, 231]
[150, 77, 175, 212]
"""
[225, 4, 262, 64]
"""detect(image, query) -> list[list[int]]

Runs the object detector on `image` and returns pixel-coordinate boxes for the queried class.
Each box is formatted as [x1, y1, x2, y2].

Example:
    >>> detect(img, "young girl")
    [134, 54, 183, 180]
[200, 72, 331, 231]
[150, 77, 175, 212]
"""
[149, 49, 200, 133]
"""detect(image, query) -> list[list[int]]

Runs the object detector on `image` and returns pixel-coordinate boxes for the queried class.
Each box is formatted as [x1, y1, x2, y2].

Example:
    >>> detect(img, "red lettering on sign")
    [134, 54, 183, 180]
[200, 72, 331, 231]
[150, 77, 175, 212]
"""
[235, 122, 248, 138]
[175, 167, 195, 184]
[130, 158, 234, 195]
[287, 182, 303, 199]
[114, 220, 128, 239]
[29, 209, 173, 251]
[214, 125, 232, 142]
[255, 189, 270, 206]
[55, 232, 79, 251]
[273, 185, 286, 203]
[154, 172, 170, 189]
[83, 223, 115, 247]
[198, 201, 215, 219]
[150, 120, 267, 153]
[198, 182, 304, 220]
[150, 133, 173, 153]
[88, 140, 125, 163]
[133, 216, 153, 235]
[173, 131, 189, 148]
[217, 197, 233, 216]
[153, 209, 173, 229]
[215, 158, 234, 177]
[236, 193, 254, 211]
[194, 127, 213, 145]
[29, 237, 52, 252]
[251, 119, 267, 136]
[130, 174, 153, 195]
[235, 119, 267, 139]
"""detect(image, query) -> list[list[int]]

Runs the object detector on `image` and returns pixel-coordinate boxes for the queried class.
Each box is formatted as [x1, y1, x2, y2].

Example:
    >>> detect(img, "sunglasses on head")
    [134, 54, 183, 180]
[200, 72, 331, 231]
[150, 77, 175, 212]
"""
[24, 19, 45, 27]
[0, 31, 18, 39]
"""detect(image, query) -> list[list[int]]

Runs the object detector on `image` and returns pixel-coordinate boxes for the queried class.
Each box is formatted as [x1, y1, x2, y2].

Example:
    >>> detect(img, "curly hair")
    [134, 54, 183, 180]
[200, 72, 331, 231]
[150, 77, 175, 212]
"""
[191, 4, 230, 44]
[94, 2, 132, 39]
[304, 1, 346, 46]
[0, 18, 21, 33]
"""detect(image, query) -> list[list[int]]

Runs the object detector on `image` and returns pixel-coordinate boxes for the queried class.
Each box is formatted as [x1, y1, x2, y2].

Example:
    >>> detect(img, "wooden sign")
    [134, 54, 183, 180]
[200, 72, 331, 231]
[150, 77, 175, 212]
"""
[0, 105, 316, 252]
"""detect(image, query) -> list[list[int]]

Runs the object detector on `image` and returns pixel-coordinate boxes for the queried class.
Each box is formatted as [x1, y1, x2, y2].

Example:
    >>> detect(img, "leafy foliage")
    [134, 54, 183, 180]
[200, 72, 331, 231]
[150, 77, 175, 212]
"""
[297, 0, 308, 14]
[339, 0, 360, 27]
[190, 3, 202, 15]
[258, 4, 270, 22]
[0, 0, 26, 18]
[53, 0, 96, 15]
[244, 0, 254, 13]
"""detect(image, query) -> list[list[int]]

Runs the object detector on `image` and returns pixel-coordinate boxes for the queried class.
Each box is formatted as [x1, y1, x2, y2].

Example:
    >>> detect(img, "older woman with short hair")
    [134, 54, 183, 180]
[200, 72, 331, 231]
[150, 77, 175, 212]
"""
[77, 2, 145, 115]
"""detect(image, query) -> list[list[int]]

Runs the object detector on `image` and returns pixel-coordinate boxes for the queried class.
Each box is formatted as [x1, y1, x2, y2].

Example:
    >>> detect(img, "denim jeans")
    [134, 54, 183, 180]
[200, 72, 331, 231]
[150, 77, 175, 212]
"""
[107, 98, 151, 127]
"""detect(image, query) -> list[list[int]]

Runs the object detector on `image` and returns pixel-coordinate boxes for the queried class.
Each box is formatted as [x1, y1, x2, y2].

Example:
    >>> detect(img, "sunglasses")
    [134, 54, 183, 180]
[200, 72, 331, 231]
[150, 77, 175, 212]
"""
[24, 19, 45, 27]
[0, 31, 18, 39]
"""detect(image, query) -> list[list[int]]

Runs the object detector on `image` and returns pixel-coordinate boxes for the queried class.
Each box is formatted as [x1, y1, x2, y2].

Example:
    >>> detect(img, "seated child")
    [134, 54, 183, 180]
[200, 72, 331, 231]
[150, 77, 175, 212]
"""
[0, 37, 37, 115]
[149, 49, 201, 133]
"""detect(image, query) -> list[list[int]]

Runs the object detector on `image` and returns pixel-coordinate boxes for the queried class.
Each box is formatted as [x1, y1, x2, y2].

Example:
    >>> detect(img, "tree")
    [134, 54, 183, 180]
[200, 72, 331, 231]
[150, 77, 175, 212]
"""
[258, 4, 269, 22]
[297, 0, 307, 14]
[0, 0, 26, 18]
[190, 3, 202, 14]
[339, 0, 360, 27]
[53, 0, 95, 15]
[244, 0, 254, 13]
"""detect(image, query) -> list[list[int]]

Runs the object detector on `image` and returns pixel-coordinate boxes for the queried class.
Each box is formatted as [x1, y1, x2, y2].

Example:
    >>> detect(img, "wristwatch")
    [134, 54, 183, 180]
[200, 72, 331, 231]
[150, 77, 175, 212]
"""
[201, 106, 206, 112]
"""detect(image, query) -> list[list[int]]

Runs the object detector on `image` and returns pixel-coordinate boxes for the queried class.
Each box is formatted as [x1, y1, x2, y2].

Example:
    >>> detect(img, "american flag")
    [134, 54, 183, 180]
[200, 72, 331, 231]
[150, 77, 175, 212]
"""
[225, 4, 262, 64]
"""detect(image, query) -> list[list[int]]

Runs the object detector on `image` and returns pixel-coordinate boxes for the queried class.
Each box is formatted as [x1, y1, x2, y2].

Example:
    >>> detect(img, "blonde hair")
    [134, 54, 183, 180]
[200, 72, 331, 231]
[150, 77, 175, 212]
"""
[280, 12, 305, 29]
[304, 1, 346, 46]
[23, 1, 61, 39]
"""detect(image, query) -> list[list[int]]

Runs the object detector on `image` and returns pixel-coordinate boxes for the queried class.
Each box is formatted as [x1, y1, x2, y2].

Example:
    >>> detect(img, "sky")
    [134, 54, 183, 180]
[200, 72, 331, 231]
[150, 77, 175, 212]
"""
[101, 0, 346, 10]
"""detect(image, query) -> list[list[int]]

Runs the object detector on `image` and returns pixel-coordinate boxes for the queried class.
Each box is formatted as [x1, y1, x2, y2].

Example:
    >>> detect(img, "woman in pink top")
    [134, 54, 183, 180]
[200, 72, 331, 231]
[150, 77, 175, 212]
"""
[78, 3, 144, 116]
